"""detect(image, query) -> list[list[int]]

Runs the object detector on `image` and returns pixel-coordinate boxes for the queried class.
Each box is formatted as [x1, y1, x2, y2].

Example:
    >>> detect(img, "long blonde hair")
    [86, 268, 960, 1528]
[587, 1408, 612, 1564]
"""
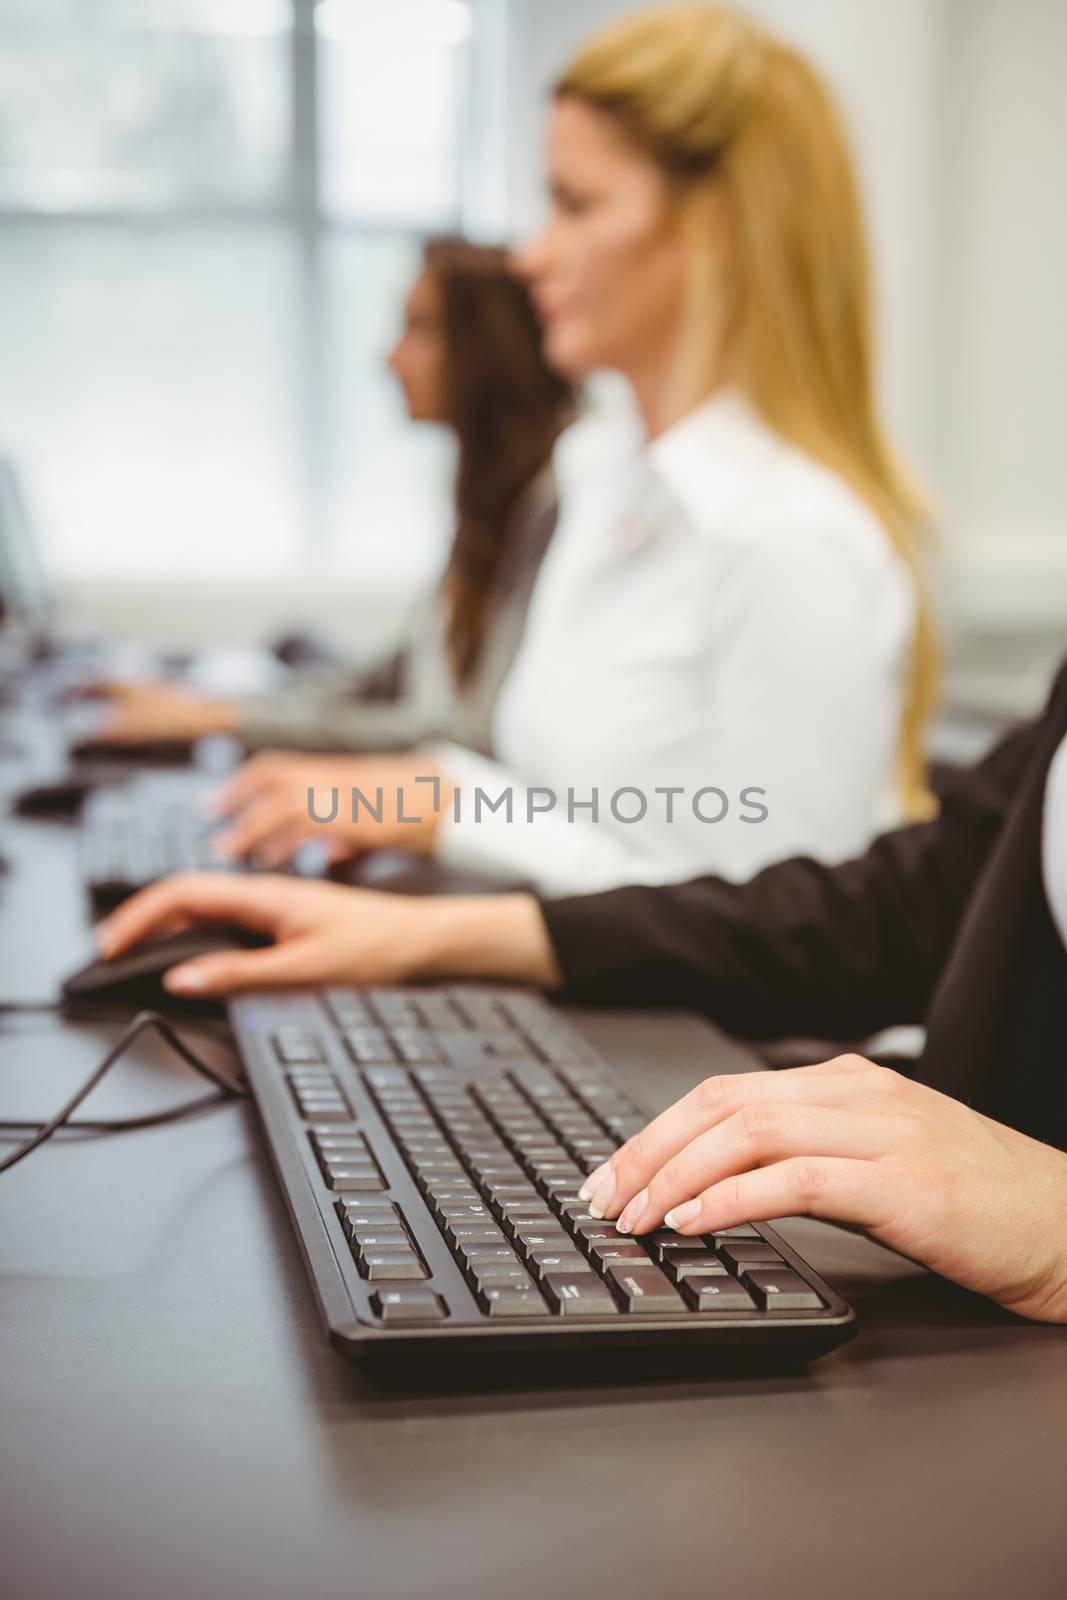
[557, 3, 937, 815]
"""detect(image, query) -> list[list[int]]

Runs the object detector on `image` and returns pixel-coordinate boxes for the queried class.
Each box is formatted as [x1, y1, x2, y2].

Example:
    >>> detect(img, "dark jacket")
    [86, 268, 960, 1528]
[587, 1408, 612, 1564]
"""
[539, 658, 1067, 1146]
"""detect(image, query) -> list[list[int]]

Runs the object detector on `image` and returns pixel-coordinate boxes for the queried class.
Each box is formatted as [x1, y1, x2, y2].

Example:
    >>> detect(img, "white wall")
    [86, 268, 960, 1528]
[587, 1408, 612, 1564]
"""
[930, 0, 1067, 617]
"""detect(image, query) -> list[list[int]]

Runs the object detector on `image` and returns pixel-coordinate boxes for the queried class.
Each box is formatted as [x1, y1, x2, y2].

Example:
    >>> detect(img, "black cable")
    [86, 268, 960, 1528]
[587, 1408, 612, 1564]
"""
[0, 1092, 235, 1137]
[0, 998, 232, 1034]
[0, 1008, 249, 1175]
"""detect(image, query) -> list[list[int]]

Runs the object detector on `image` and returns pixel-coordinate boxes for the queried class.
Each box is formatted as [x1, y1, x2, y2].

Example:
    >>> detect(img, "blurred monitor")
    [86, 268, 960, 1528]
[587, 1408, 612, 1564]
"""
[0, 457, 55, 637]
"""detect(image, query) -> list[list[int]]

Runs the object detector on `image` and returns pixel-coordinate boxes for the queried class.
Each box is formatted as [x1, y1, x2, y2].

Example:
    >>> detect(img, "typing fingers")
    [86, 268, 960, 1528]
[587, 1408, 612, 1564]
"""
[660, 1155, 894, 1239]
[209, 754, 289, 818]
[581, 1057, 873, 1220]
[212, 792, 306, 861]
[612, 1104, 899, 1235]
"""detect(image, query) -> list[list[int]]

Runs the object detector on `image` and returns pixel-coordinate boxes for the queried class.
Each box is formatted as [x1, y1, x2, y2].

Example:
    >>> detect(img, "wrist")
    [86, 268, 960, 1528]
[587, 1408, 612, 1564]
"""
[203, 699, 240, 736]
[1001, 1153, 1067, 1324]
[399, 761, 451, 855]
[405, 894, 562, 988]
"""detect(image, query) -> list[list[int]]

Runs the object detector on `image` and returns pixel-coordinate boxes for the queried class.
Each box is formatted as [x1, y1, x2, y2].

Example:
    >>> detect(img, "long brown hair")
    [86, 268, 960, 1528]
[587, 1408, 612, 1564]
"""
[425, 237, 576, 686]
[557, 4, 937, 815]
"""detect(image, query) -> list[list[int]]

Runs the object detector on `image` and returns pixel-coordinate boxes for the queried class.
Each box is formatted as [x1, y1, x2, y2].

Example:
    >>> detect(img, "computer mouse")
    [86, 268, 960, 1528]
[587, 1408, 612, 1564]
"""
[12, 776, 100, 820]
[60, 927, 270, 1013]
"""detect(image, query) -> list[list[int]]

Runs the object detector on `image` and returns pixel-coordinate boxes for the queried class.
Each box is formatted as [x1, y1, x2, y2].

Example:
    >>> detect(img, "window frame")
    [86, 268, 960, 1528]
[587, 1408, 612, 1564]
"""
[0, 0, 503, 235]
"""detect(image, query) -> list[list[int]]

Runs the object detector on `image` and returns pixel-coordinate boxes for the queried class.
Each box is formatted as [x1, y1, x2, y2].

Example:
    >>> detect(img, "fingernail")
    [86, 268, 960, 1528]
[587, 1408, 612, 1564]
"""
[664, 1199, 701, 1230]
[578, 1161, 611, 1202]
[617, 1188, 648, 1235]
[164, 965, 205, 994]
[587, 1167, 616, 1219]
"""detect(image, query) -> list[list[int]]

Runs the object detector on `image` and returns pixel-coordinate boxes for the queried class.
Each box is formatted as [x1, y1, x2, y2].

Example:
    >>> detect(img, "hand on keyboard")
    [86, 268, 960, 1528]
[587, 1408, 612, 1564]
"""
[83, 680, 239, 742]
[580, 1055, 1067, 1324]
[209, 751, 451, 866]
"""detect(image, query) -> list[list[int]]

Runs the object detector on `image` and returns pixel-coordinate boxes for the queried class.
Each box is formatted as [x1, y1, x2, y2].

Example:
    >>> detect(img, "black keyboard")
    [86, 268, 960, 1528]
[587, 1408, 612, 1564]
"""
[79, 779, 323, 910]
[229, 984, 856, 1383]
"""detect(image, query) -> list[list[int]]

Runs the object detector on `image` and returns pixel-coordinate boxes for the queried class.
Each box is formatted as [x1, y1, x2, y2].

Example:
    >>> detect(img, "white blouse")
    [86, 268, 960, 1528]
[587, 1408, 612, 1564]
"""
[1042, 732, 1067, 952]
[427, 388, 916, 896]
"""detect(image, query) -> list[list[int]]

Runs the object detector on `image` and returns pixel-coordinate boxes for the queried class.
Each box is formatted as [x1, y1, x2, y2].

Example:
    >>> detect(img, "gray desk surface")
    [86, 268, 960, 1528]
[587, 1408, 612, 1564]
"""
[2, 717, 1066, 1600]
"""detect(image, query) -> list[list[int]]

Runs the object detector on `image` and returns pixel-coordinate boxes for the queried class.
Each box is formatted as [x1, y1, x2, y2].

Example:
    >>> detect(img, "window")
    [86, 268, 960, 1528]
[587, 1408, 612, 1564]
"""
[0, 0, 495, 581]
[0, 0, 292, 209]
[318, 0, 469, 225]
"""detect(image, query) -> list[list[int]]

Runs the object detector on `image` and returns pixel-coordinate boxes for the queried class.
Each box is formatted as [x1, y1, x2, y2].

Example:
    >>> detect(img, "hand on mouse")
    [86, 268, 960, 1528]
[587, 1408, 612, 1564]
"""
[580, 1054, 1067, 1324]
[208, 751, 451, 865]
[95, 872, 559, 997]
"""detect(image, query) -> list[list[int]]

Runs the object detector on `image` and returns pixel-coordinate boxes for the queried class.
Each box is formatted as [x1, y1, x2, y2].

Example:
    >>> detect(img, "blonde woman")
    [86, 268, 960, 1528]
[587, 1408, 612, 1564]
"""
[190, 1, 936, 896]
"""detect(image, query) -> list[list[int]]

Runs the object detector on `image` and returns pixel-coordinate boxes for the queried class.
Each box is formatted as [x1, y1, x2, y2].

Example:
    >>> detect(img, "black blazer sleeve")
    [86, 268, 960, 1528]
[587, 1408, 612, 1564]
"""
[537, 707, 1047, 1041]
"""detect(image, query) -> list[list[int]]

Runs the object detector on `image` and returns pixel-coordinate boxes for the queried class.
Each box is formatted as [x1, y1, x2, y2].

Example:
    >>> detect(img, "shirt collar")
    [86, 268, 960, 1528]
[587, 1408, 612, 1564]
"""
[647, 387, 781, 534]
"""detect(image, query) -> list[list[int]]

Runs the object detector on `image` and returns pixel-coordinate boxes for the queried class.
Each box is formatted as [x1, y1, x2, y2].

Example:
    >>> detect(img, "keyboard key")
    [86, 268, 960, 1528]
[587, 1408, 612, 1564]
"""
[720, 1243, 789, 1273]
[530, 1253, 593, 1281]
[350, 1229, 410, 1252]
[344, 1031, 395, 1063]
[360, 1251, 427, 1281]
[660, 1249, 728, 1280]
[542, 1276, 619, 1315]
[325, 1168, 386, 1193]
[646, 1230, 708, 1252]
[606, 1266, 684, 1314]
[362, 1064, 407, 1084]
[372, 1289, 446, 1323]
[674, 1265, 730, 1286]
[437, 1203, 492, 1222]
[471, 1265, 530, 1288]
[312, 1134, 368, 1153]
[540, 1177, 586, 1197]
[336, 1197, 396, 1220]
[518, 1241, 575, 1267]
[528, 1162, 582, 1182]
[459, 1246, 518, 1269]
[478, 1287, 552, 1318]
[512, 1226, 570, 1248]
[445, 1224, 507, 1248]
[743, 1270, 825, 1310]
[273, 1030, 326, 1064]
[682, 1277, 757, 1312]
[500, 1209, 556, 1231]
[483, 1182, 539, 1203]
[339, 1211, 394, 1240]
[299, 1103, 350, 1123]
[587, 1242, 651, 1272]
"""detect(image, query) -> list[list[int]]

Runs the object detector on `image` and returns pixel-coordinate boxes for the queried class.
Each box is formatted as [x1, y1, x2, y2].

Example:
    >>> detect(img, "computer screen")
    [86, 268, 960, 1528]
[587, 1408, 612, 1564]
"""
[0, 458, 54, 633]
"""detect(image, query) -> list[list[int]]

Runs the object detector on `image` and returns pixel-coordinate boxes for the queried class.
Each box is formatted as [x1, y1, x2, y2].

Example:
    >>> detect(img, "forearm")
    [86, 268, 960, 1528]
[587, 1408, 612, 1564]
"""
[531, 710, 1044, 1036]
[407, 893, 562, 989]
[235, 689, 433, 754]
